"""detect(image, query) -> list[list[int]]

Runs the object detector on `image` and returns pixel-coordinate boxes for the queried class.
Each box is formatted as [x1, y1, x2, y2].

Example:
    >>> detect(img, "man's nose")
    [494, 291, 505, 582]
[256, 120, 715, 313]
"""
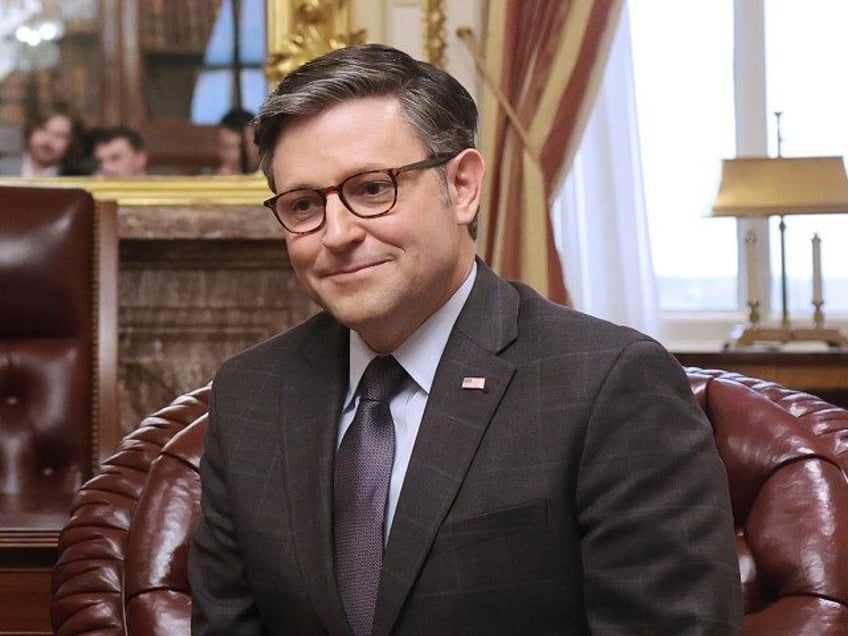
[321, 193, 365, 248]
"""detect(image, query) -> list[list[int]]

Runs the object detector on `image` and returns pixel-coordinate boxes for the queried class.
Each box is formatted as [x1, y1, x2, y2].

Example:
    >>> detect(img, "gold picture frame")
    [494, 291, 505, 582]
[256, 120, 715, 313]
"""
[0, 174, 270, 206]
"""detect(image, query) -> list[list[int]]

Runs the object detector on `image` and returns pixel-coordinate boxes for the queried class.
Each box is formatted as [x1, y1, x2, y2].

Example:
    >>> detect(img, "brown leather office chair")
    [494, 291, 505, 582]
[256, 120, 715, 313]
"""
[51, 369, 848, 635]
[0, 185, 118, 633]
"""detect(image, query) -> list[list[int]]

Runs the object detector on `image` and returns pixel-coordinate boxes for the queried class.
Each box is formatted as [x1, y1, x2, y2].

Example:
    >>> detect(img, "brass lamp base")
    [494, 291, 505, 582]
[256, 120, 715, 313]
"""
[725, 324, 848, 349]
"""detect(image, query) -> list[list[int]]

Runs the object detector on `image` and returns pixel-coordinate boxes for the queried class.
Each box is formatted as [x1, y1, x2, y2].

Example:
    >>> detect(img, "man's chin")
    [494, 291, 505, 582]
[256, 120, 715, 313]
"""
[32, 154, 58, 165]
[323, 302, 373, 331]
[321, 294, 389, 330]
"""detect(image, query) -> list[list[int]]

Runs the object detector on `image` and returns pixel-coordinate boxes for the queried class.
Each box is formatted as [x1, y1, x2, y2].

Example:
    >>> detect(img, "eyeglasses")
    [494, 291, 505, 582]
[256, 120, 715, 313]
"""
[263, 153, 455, 235]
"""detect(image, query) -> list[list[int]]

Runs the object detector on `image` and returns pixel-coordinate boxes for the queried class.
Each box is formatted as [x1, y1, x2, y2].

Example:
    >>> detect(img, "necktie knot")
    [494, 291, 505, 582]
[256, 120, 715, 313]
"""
[359, 355, 406, 403]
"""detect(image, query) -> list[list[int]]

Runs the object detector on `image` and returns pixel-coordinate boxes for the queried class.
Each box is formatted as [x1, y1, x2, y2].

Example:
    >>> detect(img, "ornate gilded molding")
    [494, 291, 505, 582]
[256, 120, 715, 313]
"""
[423, 0, 446, 68]
[264, 0, 366, 84]
[0, 175, 272, 206]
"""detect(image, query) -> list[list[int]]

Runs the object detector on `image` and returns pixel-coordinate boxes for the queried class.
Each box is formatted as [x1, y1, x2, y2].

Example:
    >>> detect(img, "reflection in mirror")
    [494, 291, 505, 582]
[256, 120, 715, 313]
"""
[0, 3, 116, 175]
[0, 1, 99, 176]
[0, 0, 269, 177]
[138, 0, 266, 124]
[138, 0, 267, 175]
[190, 0, 267, 125]
[0, 1, 99, 121]
[139, 1, 222, 121]
[0, 0, 367, 179]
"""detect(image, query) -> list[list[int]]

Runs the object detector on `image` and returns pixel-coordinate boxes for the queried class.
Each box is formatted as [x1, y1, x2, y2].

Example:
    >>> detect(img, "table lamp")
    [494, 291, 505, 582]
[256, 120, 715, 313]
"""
[712, 155, 848, 348]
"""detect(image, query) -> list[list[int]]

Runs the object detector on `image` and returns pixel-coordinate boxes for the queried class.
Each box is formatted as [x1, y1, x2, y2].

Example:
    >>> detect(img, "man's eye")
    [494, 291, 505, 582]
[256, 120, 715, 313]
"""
[364, 180, 392, 196]
[284, 195, 321, 216]
[347, 176, 394, 200]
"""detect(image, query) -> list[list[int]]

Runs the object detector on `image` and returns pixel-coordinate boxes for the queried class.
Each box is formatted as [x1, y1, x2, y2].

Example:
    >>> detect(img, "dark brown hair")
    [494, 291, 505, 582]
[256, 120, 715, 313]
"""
[25, 101, 89, 175]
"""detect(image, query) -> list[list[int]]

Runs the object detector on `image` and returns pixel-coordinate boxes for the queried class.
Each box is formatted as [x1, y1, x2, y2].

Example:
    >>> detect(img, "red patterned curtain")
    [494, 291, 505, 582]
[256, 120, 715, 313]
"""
[476, 0, 623, 305]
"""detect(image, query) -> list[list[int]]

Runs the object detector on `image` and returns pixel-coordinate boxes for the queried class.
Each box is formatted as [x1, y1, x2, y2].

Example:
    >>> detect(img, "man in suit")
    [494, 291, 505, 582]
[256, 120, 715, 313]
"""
[91, 125, 148, 177]
[189, 43, 742, 635]
[0, 102, 88, 176]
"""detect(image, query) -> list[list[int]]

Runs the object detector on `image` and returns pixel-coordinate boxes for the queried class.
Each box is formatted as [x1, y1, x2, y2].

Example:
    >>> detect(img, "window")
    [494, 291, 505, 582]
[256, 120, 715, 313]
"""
[191, 0, 266, 124]
[630, 1, 848, 318]
[630, 1, 737, 311]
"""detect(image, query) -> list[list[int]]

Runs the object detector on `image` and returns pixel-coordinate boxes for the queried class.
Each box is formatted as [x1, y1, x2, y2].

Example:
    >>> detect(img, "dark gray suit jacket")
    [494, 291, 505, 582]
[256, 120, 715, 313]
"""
[189, 261, 743, 635]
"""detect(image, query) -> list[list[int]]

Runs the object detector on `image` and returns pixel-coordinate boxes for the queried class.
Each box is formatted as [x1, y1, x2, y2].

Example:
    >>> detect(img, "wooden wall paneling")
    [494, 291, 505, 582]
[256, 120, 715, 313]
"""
[122, 0, 145, 127]
[96, 201, 121, 462]
[140, 121, 219, 174]
[98, 0, 123, 125]
[0, 566, 53, 634]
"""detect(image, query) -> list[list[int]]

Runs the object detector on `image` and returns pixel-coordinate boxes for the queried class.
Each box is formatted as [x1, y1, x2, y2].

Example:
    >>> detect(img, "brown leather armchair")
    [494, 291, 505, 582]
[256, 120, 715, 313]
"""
[0, 185, 118, 633]
[51, 369, 848, 635]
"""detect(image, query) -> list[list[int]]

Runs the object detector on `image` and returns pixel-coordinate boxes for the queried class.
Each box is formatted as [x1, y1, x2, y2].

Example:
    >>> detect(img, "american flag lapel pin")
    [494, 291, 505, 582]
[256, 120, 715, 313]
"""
[461, 376, 486, 390]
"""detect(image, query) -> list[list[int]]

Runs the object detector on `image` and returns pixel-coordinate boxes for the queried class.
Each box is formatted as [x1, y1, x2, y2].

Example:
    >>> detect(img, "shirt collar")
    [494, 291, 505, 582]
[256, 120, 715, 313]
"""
[20, 154, 59, 177]
[345, 261, 477, 407]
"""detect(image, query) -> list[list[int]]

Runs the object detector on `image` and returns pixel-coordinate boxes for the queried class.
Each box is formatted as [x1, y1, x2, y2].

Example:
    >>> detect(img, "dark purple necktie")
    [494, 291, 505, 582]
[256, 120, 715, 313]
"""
[333, 355, 406, 636]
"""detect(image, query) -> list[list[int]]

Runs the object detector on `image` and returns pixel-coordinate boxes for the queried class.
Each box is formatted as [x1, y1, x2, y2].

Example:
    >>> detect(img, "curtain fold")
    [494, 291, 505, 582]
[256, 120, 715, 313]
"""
[553, 4, 662, 338]
[478, 0, 623, 305]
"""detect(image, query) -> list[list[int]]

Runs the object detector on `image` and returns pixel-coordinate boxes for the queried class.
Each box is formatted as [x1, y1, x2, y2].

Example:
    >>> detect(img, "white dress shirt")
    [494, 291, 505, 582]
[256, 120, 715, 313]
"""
[337, 261, 477, 541]
[20, 154, 59, 177]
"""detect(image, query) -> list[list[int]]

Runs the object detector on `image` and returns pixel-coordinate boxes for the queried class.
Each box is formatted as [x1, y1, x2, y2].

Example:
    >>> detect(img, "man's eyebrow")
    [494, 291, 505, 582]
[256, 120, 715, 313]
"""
[277, 162, 391, 191]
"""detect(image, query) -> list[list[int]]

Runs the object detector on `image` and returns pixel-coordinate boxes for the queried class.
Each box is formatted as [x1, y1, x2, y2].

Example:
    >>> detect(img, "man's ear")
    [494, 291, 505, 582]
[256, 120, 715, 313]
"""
[448, 148, 485, 225]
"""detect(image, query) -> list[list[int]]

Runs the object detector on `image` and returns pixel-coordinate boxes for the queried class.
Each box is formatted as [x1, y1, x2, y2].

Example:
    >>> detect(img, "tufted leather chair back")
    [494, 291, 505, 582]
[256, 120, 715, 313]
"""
[52, 384, 209, 635]
[687, 368, 848, 634]
[0, 185, 118, 547]
[51, 369, 848, 635]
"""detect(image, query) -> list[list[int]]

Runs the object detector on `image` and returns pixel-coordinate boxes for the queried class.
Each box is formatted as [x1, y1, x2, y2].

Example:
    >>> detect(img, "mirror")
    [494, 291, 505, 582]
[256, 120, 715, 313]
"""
[0, 0, 361, 181]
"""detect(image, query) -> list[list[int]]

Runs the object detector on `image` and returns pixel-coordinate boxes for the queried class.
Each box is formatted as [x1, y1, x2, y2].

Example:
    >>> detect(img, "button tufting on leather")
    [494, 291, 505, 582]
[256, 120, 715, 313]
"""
[4, 395, 18, 406]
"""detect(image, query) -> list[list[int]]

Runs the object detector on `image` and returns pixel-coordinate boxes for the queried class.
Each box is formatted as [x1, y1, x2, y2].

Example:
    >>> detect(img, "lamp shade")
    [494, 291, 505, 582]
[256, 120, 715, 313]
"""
[712, 156, 848, 217]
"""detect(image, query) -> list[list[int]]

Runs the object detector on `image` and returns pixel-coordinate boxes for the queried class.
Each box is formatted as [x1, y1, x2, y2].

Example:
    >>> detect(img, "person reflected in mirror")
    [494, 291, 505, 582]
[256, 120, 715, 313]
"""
[91, 126, 148, 177]
[7, 101, 89, 176]
[216, 107, 259, 175]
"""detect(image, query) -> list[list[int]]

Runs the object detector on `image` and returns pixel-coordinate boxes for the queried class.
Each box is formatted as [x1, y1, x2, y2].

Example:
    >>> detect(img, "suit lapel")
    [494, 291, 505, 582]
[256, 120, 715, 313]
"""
[280, 316, 352, 635]
[373, 262, 520, 635]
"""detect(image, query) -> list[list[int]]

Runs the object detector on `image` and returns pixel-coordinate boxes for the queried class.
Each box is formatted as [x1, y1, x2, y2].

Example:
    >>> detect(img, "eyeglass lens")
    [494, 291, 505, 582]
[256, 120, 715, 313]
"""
[273, 170, 398, 233]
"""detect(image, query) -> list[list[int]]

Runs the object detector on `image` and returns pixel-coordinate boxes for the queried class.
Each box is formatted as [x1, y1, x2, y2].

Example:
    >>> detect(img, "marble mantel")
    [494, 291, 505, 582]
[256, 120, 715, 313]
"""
[117, 201, 317, 434]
